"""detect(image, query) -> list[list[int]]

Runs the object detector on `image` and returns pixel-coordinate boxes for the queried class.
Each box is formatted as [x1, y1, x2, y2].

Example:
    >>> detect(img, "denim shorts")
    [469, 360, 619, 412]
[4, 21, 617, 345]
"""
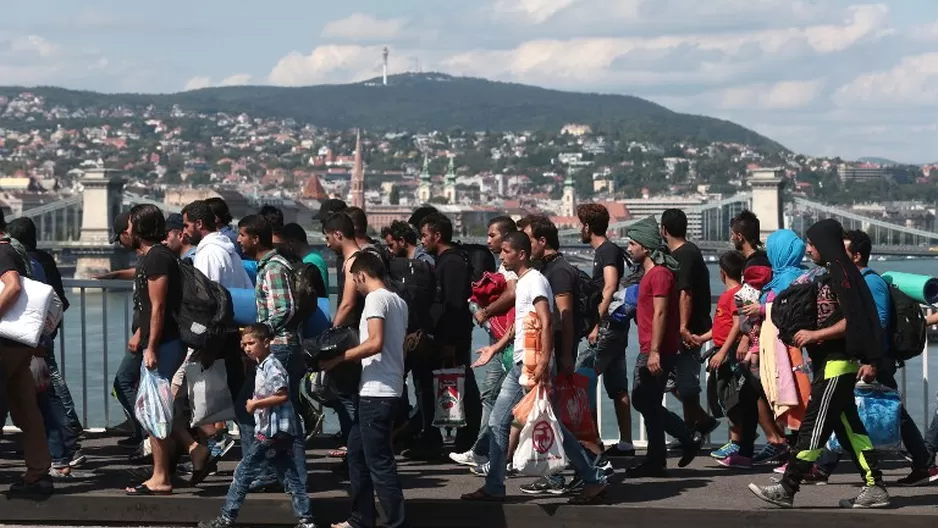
[575, 321, 629, 399]
[668, 346, 703, 398]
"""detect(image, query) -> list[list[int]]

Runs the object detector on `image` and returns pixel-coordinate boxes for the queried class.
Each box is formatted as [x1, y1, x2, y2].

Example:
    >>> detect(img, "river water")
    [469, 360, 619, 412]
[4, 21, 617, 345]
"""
[57, 257, 938, 444]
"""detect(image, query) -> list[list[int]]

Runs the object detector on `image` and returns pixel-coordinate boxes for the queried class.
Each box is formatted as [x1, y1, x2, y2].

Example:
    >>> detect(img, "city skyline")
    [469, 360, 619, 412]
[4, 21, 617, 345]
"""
[2, 1, 938, 162]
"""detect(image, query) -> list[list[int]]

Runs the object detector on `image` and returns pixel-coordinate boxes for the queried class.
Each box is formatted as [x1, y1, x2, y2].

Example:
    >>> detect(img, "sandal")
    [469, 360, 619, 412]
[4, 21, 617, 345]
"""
[460, 488, 505, 502]
[330, 522, 352, 528]
[328, 447, 348, 458]
[125, 482, 172, 496]
[567, 485, 607, 505]
[189, 445, 214, 486]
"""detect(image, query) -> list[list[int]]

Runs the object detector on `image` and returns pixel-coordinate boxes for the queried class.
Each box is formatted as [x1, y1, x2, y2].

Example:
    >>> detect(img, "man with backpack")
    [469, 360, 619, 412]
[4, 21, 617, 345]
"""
[803, 230, 934, 486]
[236, 214, 307, 494]
[386, 220, 435, 265]
[577, 203, 634, 457]
[416, 212, 482, 458]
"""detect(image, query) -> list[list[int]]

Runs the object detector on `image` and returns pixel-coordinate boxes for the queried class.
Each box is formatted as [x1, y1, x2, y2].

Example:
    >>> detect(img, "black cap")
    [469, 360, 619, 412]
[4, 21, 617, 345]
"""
[313, 198, 347, 221]
[166, 213, 184, 231]
[110, 212, 129, 244]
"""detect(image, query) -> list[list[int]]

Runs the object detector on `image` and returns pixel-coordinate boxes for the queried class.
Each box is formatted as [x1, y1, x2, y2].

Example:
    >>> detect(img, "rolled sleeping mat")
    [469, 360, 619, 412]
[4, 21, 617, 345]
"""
[242, 260, 258, 286]
[229, 288, 333, 333]
[881, 271, 938, 305]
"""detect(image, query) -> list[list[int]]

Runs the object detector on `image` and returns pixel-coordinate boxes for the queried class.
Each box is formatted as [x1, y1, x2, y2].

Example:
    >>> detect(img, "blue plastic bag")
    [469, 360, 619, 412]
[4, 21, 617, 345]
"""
[826, 383, 901, 453]
[133, 365, 174, 440]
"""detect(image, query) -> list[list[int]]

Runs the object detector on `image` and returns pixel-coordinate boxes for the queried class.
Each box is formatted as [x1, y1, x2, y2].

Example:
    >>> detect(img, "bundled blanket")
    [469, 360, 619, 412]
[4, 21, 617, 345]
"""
[470, 271, 515, 340]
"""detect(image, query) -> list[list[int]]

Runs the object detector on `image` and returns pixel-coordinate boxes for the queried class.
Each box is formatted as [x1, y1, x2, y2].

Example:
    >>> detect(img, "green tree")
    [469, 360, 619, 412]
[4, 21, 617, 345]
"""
[389, 185, 400, 205]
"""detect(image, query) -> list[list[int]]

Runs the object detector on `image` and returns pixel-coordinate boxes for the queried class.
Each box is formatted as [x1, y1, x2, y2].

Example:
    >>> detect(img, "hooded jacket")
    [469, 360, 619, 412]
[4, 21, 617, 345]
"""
[194, 231, 253, 290]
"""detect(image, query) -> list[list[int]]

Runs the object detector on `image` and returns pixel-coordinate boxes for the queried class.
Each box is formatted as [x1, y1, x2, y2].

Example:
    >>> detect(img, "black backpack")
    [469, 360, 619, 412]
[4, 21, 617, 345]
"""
[292, 262, 327, 320]
[863, 270, 926, 361]
[386, 257, 436, 333]
[771, 281, 820, 347]
[175, 260, 235, 351]
[459, 243, 496, 284]
[574, 268, 604, 338]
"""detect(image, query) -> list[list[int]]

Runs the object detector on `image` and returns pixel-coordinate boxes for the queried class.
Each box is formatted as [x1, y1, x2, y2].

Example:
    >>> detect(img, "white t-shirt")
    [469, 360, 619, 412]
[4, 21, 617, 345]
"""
[358, 287, 408, 397]
[513, 269, 554, 364]
[498, 263, 519, 282]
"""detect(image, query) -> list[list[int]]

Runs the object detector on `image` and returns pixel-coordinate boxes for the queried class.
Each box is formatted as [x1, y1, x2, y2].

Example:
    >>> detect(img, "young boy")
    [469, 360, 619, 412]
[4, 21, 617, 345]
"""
[199, 324, 315, 528]
[692, 251, 758, 468]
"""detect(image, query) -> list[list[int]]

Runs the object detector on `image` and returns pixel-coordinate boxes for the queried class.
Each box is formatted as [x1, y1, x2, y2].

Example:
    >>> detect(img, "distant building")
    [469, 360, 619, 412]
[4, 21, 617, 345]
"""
[836, 163, 891, 183]
[622, 196, 707, 240]
[561, 124, 592, 137]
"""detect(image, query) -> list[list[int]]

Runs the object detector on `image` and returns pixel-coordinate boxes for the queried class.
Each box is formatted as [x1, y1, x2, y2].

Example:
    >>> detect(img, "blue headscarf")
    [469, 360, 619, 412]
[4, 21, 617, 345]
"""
[761, 229, 806, 302]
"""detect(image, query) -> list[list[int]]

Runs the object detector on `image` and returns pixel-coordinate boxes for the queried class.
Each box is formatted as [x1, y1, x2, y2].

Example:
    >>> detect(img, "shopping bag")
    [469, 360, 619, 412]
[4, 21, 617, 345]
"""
[186, 359, 236, 427]
[30, 356, 50, 392]
[552, 373, 595, 442]
[432, 367, 467, 428]
[134, 365, 174, 440]
[826, 383, 902, 453]
[512, 385, 539, 428]
[512, 386, 567, 477]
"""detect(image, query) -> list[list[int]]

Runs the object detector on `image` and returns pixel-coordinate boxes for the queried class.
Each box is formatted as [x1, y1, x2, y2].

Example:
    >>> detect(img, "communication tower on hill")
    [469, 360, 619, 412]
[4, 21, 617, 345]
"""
[382, 47, 389, 86]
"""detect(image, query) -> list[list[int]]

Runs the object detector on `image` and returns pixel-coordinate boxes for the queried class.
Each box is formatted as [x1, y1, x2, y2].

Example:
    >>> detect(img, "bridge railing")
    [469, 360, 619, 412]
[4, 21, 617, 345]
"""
[46, 279, 935, 447]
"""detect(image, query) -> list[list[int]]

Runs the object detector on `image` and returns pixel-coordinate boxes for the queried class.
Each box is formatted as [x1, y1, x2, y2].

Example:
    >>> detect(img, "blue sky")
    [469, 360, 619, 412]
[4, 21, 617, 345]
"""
[2, 1, 938, 163]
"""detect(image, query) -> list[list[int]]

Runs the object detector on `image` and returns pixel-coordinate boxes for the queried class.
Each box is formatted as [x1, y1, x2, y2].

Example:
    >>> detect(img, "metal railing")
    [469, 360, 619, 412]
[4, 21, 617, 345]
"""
[47, 281, 937, 446]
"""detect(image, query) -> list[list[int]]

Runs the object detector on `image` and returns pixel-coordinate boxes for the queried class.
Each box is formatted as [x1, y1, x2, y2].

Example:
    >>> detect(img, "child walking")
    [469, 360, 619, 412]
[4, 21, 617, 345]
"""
[200, 324, 316, 528]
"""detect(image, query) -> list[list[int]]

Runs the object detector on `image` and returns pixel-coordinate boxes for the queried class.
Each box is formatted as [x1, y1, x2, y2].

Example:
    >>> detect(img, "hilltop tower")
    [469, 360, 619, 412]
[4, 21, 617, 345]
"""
[417, 154, 432, 203]
[561, 173, 577, 217]
[444, 155, 457, 204]
[350, 129, 364, 209]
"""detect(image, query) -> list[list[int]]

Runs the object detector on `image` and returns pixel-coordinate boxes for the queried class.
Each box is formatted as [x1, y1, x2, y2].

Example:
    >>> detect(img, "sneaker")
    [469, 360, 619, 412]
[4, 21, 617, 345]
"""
[895, 466, 938, 487]
[604, 443, 636, 457]
[748, 482, 793, 508]
[198, 517, 234, 528]
[48, 467, 74, 480]
[9, 476, 54, 496]
[665, 438, 683, 452]
[68, 450, 86, 468]
[210, 434, 236, 460]
[626, 461, 667, 478]
[839, 485, 890, 509]
[678, 437, 701, 468]
[773, 462, 788, 475]
[564, 476, 585, 494]
[593, 454, 614, 476]
[753, 443, 789, 465]
[471, 462, 515, 477]
[228, 422, 240, 440]
[449, 450, 488, 468]
[520, 475, 567, 495]
[711, 442, 740, 460]
[718, 454, 753, 469]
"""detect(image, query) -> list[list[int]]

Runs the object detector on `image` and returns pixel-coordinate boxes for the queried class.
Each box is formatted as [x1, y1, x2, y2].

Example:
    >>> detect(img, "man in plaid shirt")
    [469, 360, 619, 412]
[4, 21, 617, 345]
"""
[236, 213, 307, 494]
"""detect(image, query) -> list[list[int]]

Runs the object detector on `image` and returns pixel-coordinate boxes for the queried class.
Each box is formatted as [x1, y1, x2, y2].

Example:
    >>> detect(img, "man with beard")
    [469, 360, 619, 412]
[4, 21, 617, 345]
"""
[749, 219, 889, 509]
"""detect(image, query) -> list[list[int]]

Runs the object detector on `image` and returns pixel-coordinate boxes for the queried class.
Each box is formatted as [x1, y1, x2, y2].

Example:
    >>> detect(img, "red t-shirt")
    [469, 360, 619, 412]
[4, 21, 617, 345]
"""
[637, 265, 681, 355]
[712, 285, 742, 347]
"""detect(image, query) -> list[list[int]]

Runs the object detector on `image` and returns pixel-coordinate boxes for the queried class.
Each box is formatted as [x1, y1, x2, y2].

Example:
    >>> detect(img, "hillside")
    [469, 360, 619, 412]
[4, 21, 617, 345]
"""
[0, 73, 786, 152]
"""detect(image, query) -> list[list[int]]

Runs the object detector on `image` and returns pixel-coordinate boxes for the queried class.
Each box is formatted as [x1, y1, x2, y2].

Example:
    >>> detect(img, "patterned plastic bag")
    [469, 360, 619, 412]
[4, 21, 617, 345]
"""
[134, 364, 174, 440]
[513, 386, 567, 477]
[432, 367, 467, 428]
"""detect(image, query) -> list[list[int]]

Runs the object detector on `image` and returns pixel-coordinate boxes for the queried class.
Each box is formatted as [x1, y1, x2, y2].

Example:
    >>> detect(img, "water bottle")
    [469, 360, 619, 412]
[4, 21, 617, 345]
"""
[468, 300, 491, 330]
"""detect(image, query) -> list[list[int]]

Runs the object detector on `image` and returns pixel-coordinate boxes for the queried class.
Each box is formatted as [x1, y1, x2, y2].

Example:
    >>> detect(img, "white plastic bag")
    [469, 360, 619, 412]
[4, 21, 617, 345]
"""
[185, 359, 236, 427]
[432, 367, 467, 428]
[30, 356, 50, 392]
[512, 386, 567, 477]
[134, 364, 174, 440]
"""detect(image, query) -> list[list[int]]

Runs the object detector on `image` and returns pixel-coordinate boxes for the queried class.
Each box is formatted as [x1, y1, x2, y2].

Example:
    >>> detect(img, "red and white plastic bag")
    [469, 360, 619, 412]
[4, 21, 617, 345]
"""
[432, 367, 467, 428]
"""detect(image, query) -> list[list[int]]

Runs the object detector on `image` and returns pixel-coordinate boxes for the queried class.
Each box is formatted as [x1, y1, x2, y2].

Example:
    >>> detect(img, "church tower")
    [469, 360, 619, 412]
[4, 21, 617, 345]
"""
[561, 173, 577, 217]
[417, 154, 432, 203]
[350, 129, 364, 209]
[443, 155, 457, 204]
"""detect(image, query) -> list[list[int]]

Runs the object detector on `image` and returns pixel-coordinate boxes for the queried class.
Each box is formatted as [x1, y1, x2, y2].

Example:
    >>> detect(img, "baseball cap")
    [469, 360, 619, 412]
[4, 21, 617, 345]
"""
[166, 213, 184, 231]
[110, 212, 129, 244]
[313, 198, 348, 221]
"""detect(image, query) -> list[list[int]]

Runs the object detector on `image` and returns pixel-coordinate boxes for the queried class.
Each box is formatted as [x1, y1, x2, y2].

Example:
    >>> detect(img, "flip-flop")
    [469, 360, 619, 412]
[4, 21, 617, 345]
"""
[125, 483, 172, 496]
[460, 488, 505, 502]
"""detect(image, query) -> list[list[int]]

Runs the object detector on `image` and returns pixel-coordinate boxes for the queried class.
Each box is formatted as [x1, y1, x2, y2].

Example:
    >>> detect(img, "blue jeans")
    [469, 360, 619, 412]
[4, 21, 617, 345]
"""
[329, 392, 359, 445]
[114, 350, 144, 439]
[348, 397, 408, 528]
[632, 353, 693, 466]
[45, 348, 81, 429]
[236, 343, 306, 486]
[472, 357, 506, 457]
[220, 435, 313, 523]
[39, 351, 80, 467]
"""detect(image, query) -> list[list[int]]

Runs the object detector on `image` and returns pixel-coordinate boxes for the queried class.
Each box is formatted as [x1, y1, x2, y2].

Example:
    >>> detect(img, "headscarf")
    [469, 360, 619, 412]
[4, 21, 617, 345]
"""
[761, 229, 805, 302]
[806, 219, 882, 365]
[625, 216, 679, 272]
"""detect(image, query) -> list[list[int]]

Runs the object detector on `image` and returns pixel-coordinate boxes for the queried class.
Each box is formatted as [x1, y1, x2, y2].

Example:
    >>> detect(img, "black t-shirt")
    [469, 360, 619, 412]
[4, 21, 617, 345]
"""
[592, 240, 624, 283]
[543, 253, 580, 363]
[672, 242, 712, 335]
[135, 244, 181, 346]
[0, 243, 26, 278]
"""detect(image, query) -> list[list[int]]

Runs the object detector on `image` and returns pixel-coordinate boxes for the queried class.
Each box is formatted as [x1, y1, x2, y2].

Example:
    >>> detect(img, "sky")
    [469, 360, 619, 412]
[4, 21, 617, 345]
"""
[2, 1, 937, 163]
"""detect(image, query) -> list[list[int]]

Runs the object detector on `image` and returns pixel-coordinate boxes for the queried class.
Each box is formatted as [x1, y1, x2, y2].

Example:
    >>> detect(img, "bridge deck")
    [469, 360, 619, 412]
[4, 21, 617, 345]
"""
[0, 434, 936, 527]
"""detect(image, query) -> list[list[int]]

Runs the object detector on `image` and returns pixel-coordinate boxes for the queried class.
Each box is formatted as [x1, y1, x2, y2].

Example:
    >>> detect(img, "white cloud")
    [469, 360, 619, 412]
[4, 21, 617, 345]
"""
[320, 13, 405, 41]
[490, 0, 584, 24]
[184, 73, 252, 91]
[4, 35, 60, 59]
[834, 52, 938, 107]
[720, 80, 823, 109]
[267, 45, 411, 86]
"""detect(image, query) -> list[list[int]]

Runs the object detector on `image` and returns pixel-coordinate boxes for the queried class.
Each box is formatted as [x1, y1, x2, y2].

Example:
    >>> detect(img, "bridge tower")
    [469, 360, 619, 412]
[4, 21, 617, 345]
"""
[75, 168, 128, 279]
[750, 167, 785, 241]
